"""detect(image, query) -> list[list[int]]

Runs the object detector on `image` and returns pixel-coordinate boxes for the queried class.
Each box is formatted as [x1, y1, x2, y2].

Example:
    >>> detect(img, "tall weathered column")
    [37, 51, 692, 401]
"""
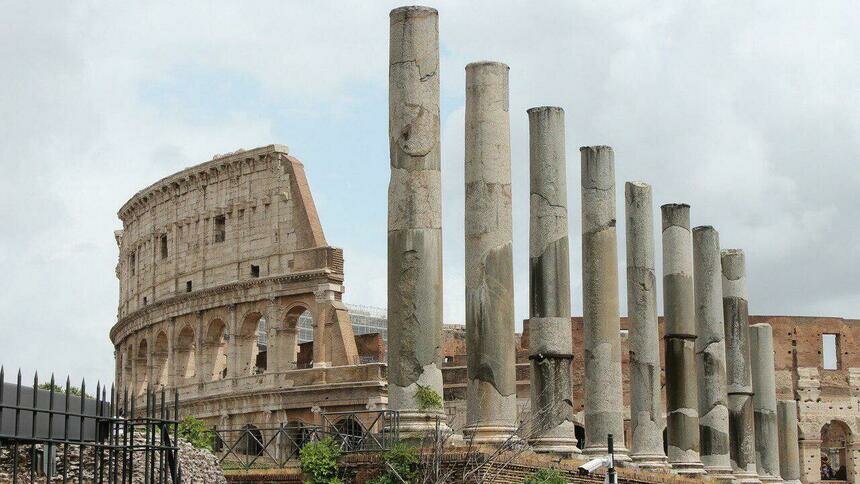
[580, 146, 629, 460]
[387, 6, 449, 436]
[692, 226, 733, 480]
[464, 61, 517, 444]
[624, 182, 668, 468]
[661, 203, 705, 475]
[527, 106, 579, 454]
[776, 400, 801, 484]
[721, 249, 760, 482]
[750, 323, 782, 482]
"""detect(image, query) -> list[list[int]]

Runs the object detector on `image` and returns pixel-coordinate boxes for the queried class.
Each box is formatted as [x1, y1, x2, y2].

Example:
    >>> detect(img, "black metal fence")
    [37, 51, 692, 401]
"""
[0, 366, 181, 483]
[212, 409, 399, 470]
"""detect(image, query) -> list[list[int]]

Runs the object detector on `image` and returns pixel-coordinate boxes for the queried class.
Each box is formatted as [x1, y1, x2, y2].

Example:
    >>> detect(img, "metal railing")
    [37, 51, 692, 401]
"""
[212, 409, 399, 470]
[0, 366, 181, 483]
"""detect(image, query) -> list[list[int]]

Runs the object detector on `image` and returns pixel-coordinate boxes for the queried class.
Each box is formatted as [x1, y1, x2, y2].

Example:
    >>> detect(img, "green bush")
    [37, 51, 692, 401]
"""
[299, 437, 343, 484]
[368, 443, 420, 484]
[414, 385, 442, 411]
[38, 382, 93, 399]
[178, 416, 214, 451]
[524, 468, 567, 484]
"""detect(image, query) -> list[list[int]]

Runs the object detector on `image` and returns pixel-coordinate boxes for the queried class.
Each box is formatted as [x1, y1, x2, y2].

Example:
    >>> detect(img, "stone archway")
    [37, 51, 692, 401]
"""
[135, 338, 149, 396]
[821, 420, 852, 480]
[204, 319, 228, 381]
[285, 305, 313, 369]
[175, 324, 196, 383]
[153, 331, 169, 389]
[238, 311, 267, 376]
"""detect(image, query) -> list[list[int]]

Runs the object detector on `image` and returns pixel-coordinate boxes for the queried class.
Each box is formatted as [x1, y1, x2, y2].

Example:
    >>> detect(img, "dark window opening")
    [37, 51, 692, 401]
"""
[129, 253, 136, 276]
[143, 296, 148, 305]
[186, 281, 192, 293]
[214, 215, 226, 243]
[250, 265, 260, 278]
[823, 333, 840, 370]
[160, 234, 168, 259]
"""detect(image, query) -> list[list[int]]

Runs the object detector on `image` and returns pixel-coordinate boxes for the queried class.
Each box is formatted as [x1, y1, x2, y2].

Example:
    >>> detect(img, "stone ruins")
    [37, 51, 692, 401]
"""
[110, 4, 860, 483]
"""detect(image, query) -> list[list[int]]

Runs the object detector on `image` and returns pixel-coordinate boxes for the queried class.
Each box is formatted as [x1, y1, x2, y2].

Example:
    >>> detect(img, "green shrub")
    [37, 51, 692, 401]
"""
[300, 437, 343, 484]
[414, 385, 442, 411]
[368, 443, 420, 484]
[38, 382, 93, 399]
[178, 416, 214, 451]
[524, 468, 567, 484]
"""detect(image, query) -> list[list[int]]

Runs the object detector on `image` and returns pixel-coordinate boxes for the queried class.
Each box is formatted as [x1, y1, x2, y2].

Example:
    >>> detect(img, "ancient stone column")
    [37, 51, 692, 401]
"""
[776, 400, 801, 484]
[692, 226, 733, 479]
[721, 249, 760, 482]
[661, 203, 705, 475]
[624, 182, 668, 468]
[580, 146, 629, 460]
[750, 323, 782, 482]
[526, 106, 579, 455]
[464, 61, 517, 444]
[387, 6, 449, 436]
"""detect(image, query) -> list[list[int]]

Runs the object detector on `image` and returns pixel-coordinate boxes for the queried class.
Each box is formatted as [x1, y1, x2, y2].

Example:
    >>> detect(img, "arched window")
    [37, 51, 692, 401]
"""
[821, 420, 851, 480]
[333, 417, 364, 452]
[238, 312, 267, 376]
[285, 307, 313, 369]
[136, 339, 149, 396]
[239, 424, 264, 456]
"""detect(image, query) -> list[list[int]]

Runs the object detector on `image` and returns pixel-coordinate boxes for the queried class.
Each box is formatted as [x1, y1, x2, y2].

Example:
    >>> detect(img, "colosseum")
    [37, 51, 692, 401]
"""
[109, 144, 388, 434]
[111, 144, 860, 482]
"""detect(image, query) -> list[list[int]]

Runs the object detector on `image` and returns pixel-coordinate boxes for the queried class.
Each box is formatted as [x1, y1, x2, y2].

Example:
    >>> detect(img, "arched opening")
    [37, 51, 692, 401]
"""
[663, 428, 668, 456]
[286, 307, 314, 369]
[821, 420, 851, 480]
[238, 312, 267, 376]
[122, 347, 133, 394]
[238, 424, 264, 456]
[333, 417, 364, 451]
[575, 424, 585, 450]
[135, 339, 149, 396]
[175, 325, 196, 383]
[153, 331, 169, 388]
[280, 421, 312, 460]
[205, 319, 228, 381]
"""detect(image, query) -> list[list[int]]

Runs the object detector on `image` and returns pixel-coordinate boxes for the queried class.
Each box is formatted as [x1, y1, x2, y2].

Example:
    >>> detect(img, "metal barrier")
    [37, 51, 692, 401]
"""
[212, 409, 399, 470]
[0, 366, 181, 483]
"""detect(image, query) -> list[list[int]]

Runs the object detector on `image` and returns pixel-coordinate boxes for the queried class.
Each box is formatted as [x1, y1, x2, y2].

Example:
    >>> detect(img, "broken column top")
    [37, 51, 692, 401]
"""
[661, 203, 691, 230]
[721, 249, 748, 298]
[390, 5, 438, 17]
[527, 106, 564, 115]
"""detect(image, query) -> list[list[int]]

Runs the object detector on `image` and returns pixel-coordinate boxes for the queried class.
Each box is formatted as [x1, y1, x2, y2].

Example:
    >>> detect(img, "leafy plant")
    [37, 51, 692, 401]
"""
[178, 415, 214, 451]
[414, 385, 442, 411]
[300, 437, 343, 484]
[524, 468, 567, 484]
[368, 443, 420, 484]
[38, 382, 93, 399]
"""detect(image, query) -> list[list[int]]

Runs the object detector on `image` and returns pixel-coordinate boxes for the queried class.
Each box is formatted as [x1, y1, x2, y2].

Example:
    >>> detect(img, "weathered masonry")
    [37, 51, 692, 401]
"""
[110, 145, 386, 431]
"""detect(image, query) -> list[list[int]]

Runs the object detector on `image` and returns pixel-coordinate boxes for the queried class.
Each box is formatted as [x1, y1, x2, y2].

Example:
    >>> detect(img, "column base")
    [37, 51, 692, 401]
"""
[463, 425, 519, 446]
[395, 410, 452, 442]
[758, 475, 783, 483]
[669, 461, 706, 476]
[703, 465, 734, 482]
[529, 421, 582, 456]
[583, 445, 632, 462]
[631, 453, 670, 469]
[730, 471, 762, 483]
[780, 481, 801, 484]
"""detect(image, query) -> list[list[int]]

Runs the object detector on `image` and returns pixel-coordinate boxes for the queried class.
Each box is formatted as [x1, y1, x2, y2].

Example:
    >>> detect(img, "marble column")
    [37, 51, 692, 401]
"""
[750, 323, 782, 482]
[722, 248, 760, 483]
[464, 61, 517, 444]
[580, 146, 629, 460]
[693, 226, 733, 479]
[527, 106, 578, 455]
[387, 6, 449, 436]
[661, 203, 705, 475]
[624, 181, 668, 468]
[776, 400, 801, 484]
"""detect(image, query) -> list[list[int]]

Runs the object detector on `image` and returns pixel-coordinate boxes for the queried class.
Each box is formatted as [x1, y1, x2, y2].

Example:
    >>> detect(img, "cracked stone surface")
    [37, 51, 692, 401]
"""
[526, 106, 578, 454]
[463, 61, 517, 443]
[777, 400, 802, 482]
[661, 203, 703, 473]
[580, 146, 628, 459]
[751, 323, 782, 481]
[624, 182, 668, 467]
[721, 249, 759, 479]
[387, 6, 447, 431]
[693, 226, 733, 475]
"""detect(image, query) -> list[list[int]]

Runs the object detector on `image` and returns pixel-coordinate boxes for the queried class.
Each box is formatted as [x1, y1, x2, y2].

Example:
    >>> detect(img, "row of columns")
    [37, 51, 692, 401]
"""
[386, 6, 800, 481]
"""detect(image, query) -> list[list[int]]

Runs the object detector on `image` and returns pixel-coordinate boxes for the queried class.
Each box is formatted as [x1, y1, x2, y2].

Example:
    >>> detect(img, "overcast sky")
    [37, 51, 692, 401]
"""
[1, 1, 857, 386]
